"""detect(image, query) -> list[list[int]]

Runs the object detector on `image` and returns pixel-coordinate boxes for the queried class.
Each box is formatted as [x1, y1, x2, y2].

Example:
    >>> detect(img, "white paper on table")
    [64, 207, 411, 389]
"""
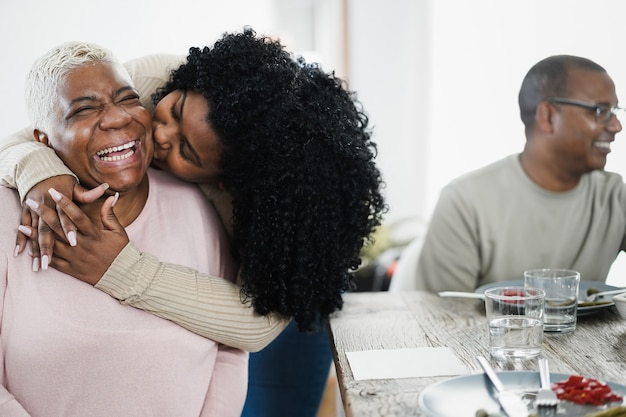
[346, 347, 469, 381]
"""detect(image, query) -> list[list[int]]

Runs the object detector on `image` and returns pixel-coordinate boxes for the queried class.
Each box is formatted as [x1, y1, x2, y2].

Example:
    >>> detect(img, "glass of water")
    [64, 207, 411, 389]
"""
[484, 286, 545, 360]
[524, 269, 580, 333]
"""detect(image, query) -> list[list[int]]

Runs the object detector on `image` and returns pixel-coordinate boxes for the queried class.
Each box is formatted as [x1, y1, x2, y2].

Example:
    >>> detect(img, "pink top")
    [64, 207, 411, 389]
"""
[0, 169, 247, 417]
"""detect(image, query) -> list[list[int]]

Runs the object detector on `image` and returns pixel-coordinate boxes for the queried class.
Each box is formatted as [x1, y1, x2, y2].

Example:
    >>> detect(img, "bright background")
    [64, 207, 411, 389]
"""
[2, 0, 626, 285]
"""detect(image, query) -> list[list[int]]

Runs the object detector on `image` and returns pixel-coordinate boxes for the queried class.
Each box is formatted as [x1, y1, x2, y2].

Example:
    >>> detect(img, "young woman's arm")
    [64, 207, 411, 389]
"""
[0, 127, 76, 201]
[98, 243, 286, 351]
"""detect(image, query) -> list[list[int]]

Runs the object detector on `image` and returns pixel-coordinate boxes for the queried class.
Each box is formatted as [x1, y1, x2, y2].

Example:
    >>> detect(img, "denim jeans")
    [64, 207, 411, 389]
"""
[241, 319, 332, 417]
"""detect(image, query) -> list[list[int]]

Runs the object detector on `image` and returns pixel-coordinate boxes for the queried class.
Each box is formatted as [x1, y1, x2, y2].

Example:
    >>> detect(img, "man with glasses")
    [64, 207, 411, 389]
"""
[404, 55, 626, 293]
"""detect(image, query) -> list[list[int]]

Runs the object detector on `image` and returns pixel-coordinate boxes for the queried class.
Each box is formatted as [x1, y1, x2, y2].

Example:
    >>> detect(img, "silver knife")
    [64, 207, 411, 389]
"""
[476, 356, 529, 417]
[438, 291, 485, 300]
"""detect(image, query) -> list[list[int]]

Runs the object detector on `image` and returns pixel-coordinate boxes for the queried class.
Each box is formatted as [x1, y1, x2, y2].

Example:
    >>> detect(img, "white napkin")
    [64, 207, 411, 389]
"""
[346, 347, 469, 381]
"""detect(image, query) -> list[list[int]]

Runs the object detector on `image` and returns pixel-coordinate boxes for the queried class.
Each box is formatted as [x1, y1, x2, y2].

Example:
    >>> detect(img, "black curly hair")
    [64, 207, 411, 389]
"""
[155, 27, 386, 331]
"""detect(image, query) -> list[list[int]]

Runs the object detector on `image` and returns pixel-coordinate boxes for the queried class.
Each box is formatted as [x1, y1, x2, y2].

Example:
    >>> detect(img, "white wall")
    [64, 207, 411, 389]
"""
[347, 0, 430, 229]
[427, 0, 626, 215]
[0, 1, 282, 133]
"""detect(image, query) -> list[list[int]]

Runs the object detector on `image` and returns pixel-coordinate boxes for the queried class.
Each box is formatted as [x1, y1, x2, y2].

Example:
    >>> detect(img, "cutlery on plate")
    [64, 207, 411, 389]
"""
[438, 291, 485, 300]
[476, 356, 528, 417]
[584, 288, 626, 302]
[534, 358, 559, 412]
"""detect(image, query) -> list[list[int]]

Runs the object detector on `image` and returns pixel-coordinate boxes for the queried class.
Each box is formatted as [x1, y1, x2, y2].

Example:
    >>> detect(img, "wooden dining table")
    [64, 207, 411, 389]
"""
[326, 290, 626, 417]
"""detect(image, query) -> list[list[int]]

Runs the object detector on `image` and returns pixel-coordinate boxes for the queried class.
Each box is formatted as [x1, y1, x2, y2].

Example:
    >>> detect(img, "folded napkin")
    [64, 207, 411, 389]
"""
[346, 347, 469, 381]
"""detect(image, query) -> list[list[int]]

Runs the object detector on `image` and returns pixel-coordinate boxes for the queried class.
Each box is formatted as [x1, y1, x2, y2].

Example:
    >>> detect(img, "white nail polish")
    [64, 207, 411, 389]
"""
[112, 192, 119, 207]
[32, 258, 40, 272]
[25, 199, 39, 210]
[18, 225, 32, 237]
[13, 245, 20, 258]
[48, 187, 62, 202]
[41, 255, 49, 270]
[68, 230, 77, 247]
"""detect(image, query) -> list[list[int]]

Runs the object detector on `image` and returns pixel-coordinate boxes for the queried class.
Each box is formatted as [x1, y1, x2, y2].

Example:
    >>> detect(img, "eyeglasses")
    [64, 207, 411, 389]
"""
[545, 97, 625, 124]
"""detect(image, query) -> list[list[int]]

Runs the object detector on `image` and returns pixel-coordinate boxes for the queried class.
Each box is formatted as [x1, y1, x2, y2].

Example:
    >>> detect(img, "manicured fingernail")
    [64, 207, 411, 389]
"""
[25, 198, 39, 210]
[68, 230, 77, 247]
[111, 192, 119, 207]
[32, 257, 40, 272]
[13, 245, 20, 258]
[101, 183, 110, 190]
[18, 225, 32, 237]
[48, 187, 62, 202]
[41, 255, 49, 270]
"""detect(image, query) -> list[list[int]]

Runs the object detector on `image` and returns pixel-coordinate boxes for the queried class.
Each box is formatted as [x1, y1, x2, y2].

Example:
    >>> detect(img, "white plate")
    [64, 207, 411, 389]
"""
[419, 371, 626, 417]
[475, 280, 620, 316]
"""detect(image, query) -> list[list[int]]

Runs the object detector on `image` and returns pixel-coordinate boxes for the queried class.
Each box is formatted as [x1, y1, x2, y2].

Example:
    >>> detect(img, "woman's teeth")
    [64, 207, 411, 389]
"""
[97, 140, 137, 161]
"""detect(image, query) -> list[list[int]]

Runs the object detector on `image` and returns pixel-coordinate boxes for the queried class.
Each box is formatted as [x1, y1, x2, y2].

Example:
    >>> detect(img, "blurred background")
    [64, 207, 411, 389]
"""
[3, 0, 626, 285]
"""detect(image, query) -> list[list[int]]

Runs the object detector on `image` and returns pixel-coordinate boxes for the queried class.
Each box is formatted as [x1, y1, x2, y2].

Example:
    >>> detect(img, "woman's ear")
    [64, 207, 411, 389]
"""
[33, 129, 50, 146]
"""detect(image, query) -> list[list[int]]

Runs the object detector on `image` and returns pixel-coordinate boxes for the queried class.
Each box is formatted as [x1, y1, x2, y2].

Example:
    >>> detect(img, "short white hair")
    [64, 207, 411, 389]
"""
[25, 41, 129, 133]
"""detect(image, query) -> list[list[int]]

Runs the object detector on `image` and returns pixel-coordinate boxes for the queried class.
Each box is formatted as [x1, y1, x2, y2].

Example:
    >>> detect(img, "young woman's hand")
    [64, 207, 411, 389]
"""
[15, 175, 109, 271]
[19, 188, 129, 284]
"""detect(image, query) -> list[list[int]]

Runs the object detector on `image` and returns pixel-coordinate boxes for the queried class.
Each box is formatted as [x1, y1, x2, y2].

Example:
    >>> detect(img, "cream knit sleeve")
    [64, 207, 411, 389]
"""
[96, 243, 288, 351]
[0, 127, 76, 201]
[122, 53, 185, 115]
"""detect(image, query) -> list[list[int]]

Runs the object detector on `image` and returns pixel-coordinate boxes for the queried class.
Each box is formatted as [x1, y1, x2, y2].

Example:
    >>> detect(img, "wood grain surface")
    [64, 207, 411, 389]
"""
[327, 291, 626, 417]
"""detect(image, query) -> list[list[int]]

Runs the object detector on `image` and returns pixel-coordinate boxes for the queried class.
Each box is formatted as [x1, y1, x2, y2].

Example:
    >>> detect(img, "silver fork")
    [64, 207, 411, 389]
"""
[534, 358, 559, 412]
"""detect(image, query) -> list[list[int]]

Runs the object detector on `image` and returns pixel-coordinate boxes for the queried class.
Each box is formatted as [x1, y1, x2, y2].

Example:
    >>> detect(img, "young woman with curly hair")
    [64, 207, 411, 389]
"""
[1, 28, 386, 416]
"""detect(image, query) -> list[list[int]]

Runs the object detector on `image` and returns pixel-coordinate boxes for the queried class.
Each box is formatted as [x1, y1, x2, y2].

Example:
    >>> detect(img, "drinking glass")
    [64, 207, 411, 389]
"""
[524, 269, 580, 333]
[484, 286, 545, 360]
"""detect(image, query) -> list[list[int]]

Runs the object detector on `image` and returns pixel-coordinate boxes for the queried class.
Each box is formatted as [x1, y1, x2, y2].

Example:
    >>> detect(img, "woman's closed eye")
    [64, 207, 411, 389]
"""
[74, 106, 97, 115]
[178, 139, 191, 161]
[67, 104, 99, 119]
[119, 93, 141, 106]
[170, 101, 180, 121]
